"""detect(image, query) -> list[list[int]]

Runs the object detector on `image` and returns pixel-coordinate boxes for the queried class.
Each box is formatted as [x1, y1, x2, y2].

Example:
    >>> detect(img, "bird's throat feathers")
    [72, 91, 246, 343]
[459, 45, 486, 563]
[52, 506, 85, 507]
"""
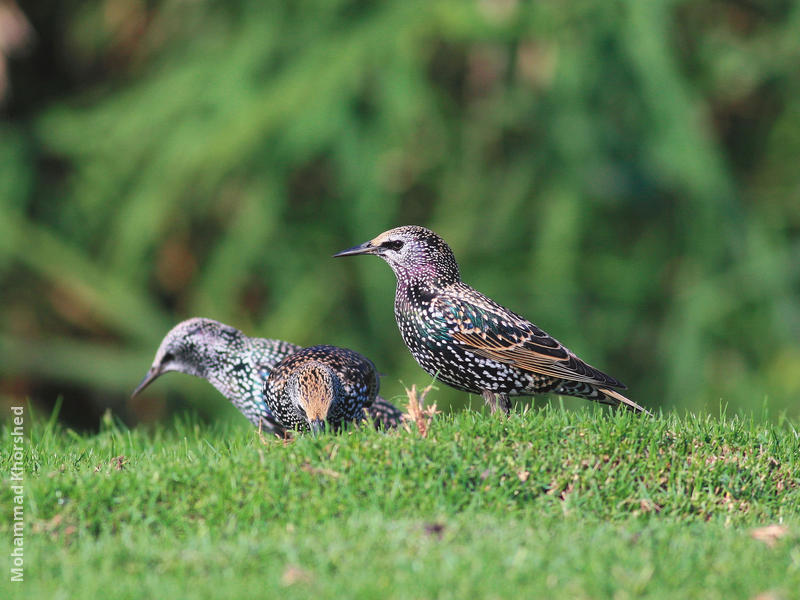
[291, 364, 336, 422]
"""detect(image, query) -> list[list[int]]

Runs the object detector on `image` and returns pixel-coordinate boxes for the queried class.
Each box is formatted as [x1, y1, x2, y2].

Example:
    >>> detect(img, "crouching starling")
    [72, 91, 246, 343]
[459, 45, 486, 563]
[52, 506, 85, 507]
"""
[263, 345, 381, 434]
[335, 226, 647, 415]
[133, 318, 300, 433]
[133, 318, 402, 434]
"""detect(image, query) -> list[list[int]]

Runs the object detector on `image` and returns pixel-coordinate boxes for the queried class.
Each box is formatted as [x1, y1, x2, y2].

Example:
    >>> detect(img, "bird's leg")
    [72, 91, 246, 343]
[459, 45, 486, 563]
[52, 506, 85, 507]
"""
[498, 393, 512, 414]
[482, 390, 511, 415]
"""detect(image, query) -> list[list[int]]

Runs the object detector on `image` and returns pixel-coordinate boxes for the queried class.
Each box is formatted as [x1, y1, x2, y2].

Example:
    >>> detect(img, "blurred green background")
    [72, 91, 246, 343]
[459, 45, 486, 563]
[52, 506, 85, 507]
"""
[1, 0, 798, 428]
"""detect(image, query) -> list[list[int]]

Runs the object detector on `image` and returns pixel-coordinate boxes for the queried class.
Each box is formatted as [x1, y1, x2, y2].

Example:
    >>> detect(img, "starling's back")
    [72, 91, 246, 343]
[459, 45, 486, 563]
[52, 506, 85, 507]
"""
[395, 280, 626, 398]
[226, 335, 302, 428]
[263, 345, 380, 432]
[248, 337, 303, 372]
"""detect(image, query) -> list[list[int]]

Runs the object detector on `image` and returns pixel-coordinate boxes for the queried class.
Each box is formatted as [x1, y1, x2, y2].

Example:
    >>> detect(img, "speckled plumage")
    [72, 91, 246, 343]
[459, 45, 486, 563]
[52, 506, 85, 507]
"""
[132, 318, 300, 432]
[335, 225, 647, 415]
[263, 345, 379, 433]
[367, 396, 405, 430]
[133, 318, 399, 434]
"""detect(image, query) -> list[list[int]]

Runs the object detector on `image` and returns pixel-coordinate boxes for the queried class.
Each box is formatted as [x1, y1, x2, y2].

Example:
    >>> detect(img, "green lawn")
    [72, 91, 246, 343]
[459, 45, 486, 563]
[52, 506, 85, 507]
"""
[2, 403, 799, 599]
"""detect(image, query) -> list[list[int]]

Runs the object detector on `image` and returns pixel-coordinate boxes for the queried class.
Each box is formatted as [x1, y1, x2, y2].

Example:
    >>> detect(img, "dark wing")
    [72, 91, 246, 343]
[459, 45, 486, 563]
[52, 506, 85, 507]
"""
[438, 286, 626, 389]
[328, 346, 380, 407]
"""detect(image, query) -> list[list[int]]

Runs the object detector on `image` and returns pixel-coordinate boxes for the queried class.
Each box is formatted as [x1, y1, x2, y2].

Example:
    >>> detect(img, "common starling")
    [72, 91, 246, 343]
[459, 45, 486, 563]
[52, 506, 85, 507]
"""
[263, 345, 381, 433]
[133, 318, 401, 434]
[334, 225, 647, 415]
[132, 318, 300, 433]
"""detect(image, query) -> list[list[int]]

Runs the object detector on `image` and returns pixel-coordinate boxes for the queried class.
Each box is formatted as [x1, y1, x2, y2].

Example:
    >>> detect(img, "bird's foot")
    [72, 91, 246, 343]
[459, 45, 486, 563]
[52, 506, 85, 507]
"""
[482, 390, 511, 416]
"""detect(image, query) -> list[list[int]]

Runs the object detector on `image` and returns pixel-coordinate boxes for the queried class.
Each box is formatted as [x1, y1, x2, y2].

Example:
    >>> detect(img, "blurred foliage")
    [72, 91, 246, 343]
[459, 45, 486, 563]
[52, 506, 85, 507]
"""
[1, 0, 799, 427]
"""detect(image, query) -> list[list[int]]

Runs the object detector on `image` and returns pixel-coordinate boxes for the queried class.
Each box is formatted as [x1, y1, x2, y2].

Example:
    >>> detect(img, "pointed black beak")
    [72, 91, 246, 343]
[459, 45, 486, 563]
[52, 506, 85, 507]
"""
[309, 419, 326, 435]
[131, 367, 160, 398]
[333, 240, 377, 258]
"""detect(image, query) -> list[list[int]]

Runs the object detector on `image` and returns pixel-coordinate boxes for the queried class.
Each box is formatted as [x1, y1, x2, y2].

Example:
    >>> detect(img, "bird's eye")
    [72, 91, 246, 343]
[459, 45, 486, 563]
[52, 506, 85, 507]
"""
[381, 240, 404, 252]
[162, 352, 174, 364]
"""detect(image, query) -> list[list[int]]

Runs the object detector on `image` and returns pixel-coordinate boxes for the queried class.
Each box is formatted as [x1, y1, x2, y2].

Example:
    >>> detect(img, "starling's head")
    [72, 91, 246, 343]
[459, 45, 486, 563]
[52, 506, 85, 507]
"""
[333, 225, 460, 285]
[132, 318, 244, 397]
[284, 362, 342, 434]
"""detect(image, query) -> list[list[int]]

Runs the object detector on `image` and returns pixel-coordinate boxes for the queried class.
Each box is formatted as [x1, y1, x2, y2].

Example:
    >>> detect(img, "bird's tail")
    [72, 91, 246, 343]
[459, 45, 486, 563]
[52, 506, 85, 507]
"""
[596, 387, 651, 416]
[364, 396, 404, 430]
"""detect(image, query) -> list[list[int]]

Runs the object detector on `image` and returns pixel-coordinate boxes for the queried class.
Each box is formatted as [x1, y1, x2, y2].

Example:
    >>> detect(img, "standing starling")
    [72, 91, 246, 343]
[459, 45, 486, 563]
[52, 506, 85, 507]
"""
[263, 345, 381, 434]
[334, 225, 647, 415]
[133, 318, 402, 434]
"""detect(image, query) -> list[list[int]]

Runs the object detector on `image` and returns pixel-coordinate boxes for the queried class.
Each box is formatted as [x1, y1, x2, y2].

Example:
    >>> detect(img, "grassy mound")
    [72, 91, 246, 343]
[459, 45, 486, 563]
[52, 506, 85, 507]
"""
[2, 403, 799, 598]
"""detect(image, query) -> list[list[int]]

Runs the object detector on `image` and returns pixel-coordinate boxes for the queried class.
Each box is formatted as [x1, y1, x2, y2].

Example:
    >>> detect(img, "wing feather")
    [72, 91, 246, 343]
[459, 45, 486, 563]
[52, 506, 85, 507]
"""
[439, 288, 626, 389]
